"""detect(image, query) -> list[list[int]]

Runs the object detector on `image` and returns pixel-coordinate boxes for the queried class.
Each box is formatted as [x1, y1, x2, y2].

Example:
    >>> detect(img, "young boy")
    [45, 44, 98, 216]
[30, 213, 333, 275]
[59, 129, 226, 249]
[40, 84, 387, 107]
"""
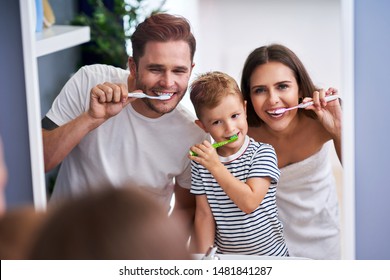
[189, 71, 288, 256]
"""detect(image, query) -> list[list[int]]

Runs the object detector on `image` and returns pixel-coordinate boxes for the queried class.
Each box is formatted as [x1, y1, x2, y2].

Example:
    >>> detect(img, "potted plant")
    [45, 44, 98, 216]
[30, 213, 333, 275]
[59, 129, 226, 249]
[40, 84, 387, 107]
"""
[71, 0, 166, 68]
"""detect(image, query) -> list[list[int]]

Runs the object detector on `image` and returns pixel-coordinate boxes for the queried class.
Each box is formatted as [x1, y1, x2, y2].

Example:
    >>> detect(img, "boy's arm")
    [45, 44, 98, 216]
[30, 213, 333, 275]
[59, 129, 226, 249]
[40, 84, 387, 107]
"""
[210, 165, 271, 214]
[189, 143, 271, 214]
[193, 194, 215, 254]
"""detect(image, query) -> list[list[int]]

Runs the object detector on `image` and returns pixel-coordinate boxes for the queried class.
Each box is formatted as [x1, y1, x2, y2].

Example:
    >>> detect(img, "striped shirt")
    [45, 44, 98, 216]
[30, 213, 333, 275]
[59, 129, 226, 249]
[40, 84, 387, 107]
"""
[191, 136, 289, 256]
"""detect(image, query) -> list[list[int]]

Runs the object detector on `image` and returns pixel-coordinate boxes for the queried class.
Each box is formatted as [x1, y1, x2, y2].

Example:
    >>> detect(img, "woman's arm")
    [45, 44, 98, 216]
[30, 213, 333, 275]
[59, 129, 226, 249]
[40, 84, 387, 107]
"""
[306, 88, 343, 163]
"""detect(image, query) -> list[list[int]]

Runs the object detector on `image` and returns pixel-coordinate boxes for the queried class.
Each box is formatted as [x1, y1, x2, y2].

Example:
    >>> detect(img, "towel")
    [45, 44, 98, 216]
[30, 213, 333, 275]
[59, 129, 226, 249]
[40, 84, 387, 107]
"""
[276, 141, 341, 259]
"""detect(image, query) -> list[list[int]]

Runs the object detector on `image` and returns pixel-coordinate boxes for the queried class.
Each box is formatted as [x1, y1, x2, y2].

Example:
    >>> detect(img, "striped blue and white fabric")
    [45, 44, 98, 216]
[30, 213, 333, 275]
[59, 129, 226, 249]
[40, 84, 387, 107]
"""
[191, 136, 289, 256]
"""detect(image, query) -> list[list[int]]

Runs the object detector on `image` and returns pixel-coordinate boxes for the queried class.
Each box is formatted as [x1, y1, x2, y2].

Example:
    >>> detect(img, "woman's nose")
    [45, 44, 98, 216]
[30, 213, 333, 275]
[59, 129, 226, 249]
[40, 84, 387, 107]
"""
[268, 90, 280, 105]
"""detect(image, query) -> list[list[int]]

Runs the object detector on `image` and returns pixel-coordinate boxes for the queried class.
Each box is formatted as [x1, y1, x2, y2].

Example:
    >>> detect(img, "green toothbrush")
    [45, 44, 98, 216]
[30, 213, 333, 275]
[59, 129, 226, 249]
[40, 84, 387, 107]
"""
[190, 134, 238, 156]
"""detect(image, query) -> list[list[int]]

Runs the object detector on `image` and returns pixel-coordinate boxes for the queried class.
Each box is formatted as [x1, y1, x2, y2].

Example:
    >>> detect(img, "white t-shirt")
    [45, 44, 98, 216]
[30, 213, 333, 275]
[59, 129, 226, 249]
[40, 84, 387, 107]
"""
[47, 64, 208, 210]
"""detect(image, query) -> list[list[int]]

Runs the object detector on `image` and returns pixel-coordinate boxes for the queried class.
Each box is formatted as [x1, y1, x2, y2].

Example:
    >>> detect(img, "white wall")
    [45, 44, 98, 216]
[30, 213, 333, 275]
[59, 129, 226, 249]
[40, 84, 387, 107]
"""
[164, 0, 347, 257]
[164, 0, 342, 115]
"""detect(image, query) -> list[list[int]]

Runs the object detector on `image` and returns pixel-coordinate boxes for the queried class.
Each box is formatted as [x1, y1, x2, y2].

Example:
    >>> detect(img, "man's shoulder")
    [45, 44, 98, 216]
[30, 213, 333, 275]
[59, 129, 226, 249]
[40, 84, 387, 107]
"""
[79, 64, 129, 82]
[174, 104, 197, 122]
[169, 104, 208, 139]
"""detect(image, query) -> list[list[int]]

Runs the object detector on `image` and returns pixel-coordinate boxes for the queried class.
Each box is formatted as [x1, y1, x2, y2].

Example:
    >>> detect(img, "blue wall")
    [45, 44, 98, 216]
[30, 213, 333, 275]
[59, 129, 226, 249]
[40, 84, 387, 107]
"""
[0, 0, 80, 208]
[0, 0, 34, 208]
[355, 0, 390, 259]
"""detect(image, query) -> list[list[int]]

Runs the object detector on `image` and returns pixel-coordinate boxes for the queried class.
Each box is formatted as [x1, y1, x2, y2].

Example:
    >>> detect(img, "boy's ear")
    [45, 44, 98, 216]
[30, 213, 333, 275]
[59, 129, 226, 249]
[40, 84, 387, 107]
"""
[195, 120, 207, 132]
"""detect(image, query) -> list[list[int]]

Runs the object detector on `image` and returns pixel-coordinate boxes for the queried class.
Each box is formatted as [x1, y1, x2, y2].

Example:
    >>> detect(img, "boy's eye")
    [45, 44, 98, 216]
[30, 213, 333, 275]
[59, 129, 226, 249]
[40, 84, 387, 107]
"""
[212, 120, 221, 125]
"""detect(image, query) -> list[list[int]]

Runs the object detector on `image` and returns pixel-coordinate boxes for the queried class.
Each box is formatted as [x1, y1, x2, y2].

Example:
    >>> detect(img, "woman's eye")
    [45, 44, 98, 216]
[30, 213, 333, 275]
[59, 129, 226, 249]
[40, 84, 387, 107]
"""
[231, 114, 239, 119]
[278, 84, 289, 90]
[253, 87, 266, 94]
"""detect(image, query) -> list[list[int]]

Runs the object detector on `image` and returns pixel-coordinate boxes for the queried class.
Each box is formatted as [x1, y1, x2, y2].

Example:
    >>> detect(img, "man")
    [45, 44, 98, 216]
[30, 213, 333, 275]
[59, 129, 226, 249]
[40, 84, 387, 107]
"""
[41, 13, 208, 231]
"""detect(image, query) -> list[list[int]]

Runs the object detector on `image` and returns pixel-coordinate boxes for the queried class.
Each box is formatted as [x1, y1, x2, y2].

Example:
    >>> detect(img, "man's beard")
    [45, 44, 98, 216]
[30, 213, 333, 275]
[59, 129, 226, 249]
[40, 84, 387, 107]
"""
[136, 80, 186, 115]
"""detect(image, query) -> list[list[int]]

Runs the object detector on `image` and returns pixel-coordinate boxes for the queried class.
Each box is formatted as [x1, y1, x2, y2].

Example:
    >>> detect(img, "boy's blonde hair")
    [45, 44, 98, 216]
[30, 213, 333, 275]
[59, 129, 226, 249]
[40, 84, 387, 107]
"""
[190, 71, 244, 119]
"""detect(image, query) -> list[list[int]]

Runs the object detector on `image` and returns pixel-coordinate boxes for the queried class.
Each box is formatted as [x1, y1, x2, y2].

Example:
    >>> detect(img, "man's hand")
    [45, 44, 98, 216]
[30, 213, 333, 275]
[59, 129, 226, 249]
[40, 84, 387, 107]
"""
[89, 82, 133, 121]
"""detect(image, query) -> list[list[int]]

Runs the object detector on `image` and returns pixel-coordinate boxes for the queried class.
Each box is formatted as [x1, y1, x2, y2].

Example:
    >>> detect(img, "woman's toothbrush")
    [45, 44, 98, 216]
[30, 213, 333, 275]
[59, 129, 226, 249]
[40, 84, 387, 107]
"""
[190, 134, 238, 156]
[128, 92, 170, 100]
[272, 95, 339, 114]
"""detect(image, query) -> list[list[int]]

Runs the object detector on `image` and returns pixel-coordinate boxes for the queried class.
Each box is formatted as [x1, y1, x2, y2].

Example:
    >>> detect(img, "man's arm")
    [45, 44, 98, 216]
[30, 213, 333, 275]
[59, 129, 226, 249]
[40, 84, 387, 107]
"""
[42, 113, 104, 172]
[170, 183, 196, 240]
[43, 82, 133, 172]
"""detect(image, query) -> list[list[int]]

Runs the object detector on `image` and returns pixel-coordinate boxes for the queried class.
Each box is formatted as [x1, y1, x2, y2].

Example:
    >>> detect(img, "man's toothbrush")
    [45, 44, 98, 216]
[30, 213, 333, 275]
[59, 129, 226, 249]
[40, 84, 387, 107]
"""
[190, 134, 238, 156]
[128, 92, 170, 100]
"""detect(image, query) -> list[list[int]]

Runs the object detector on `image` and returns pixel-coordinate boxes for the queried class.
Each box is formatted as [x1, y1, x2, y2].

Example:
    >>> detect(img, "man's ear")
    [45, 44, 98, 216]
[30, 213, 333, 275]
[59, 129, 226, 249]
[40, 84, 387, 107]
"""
[189, 63, 195, 76]
[128, 57, 137, 76]
[195, 119, 207, 132]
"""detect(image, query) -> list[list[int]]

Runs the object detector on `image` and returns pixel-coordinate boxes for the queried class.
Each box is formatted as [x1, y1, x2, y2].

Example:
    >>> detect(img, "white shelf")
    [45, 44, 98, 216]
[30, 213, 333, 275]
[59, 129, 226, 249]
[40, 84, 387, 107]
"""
[35, 25, 90, 57]
[20, 0, 91, 210]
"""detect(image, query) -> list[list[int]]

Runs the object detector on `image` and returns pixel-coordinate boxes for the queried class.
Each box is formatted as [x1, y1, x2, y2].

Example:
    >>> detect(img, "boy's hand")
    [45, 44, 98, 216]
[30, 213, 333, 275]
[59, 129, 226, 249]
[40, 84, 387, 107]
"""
[189, 140, 221, 170]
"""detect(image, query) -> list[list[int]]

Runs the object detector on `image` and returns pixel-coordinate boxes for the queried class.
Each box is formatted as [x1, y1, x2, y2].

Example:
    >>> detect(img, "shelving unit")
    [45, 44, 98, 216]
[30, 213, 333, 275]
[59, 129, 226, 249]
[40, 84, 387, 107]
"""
[19, 0, 90, 210]
[36, 25, 90, 57]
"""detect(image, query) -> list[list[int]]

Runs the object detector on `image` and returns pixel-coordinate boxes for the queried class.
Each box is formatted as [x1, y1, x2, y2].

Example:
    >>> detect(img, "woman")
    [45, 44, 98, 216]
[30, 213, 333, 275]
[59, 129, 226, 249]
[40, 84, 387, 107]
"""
[240, 44, 342, 259]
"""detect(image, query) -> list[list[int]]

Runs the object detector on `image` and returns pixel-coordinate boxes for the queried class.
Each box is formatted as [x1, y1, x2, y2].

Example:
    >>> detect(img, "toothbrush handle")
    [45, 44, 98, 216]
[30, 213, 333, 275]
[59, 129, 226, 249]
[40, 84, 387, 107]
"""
[128, 92, 145, 98]
[299, 95, 339, 109]
[189, 140, 230, 156]
[189, 135, 238, 156]
[212, 140, 229, 148]
[189, 142, 224, 156]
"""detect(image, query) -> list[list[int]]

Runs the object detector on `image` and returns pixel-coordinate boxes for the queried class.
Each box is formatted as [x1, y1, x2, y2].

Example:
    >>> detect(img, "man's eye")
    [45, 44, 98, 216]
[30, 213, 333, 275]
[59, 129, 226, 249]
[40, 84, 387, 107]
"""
[174, 69, 187, 73]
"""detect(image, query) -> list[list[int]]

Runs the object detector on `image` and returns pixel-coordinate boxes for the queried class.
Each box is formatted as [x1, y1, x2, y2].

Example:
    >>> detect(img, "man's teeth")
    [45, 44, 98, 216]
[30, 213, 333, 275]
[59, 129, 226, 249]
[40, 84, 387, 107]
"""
[155, 92, 174, 97]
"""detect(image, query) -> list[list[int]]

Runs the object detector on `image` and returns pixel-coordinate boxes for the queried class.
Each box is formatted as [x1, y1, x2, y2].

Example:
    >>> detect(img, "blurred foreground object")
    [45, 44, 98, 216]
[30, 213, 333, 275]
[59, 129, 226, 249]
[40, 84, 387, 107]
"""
[28, 186, 190, 259]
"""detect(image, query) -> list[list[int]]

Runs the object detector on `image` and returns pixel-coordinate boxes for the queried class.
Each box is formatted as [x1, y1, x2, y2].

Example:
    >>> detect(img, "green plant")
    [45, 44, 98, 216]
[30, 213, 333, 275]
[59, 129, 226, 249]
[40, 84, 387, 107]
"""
[71, 0, 166, 68]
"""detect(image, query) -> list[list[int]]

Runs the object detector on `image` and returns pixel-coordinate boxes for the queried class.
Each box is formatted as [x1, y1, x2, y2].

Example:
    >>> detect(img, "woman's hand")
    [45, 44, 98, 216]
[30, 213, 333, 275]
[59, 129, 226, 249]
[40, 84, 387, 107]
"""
[304, 87, 342, 138]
